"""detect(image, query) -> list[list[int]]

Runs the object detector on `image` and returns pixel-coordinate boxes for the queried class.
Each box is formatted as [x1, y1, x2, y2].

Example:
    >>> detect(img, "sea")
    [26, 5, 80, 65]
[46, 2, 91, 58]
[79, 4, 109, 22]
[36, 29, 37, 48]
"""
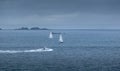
[0, 29, 120, 71]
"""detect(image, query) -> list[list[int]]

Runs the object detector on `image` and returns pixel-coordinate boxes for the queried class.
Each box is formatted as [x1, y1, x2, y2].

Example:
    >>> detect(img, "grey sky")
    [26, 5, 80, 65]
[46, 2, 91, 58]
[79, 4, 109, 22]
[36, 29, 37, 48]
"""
[0, 0, 120, 29]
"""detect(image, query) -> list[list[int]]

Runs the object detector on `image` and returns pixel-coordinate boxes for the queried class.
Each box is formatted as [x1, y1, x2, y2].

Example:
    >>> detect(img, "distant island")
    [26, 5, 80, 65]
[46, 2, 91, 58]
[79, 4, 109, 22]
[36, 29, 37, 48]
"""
[15, 27, 48, 30]
[0, 28, 2, 30]
[30, 27, 48, 30]
[16, 27, 29, 30]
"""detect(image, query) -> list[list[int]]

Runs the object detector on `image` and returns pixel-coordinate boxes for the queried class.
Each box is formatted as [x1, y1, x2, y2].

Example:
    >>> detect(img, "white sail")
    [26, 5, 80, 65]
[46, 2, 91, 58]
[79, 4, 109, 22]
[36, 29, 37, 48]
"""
[49, 32, 53, 39]
[59, 34, 63, 43]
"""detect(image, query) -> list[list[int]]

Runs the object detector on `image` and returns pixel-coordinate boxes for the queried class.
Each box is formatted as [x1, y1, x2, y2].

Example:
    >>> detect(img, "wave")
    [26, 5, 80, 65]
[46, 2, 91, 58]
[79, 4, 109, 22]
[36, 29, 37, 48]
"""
[0, 48, 53, 53]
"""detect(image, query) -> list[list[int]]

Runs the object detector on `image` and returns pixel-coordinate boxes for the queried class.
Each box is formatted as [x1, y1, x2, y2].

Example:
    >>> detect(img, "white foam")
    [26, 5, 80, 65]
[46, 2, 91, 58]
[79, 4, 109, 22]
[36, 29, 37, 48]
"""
[0, 48, 53, 53]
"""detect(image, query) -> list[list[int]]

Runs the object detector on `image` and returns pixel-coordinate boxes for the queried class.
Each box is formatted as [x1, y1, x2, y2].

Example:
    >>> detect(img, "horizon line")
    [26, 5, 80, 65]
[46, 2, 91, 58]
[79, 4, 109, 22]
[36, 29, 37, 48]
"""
[1, 28, 120, 30]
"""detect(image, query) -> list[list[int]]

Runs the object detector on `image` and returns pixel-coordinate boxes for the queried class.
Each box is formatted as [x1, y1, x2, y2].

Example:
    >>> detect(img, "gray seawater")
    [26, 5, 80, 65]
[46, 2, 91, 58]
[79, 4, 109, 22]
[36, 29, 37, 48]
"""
[0, 29, 120, 71]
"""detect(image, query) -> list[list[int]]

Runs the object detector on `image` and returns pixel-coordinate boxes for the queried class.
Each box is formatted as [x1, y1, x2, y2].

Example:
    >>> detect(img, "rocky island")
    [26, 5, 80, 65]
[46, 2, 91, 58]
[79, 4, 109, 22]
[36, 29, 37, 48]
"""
[15, 27, 48, 30]
[16, 27, 29, 30]
[30, 27, 48, 30]
[30, 27, 40, 30]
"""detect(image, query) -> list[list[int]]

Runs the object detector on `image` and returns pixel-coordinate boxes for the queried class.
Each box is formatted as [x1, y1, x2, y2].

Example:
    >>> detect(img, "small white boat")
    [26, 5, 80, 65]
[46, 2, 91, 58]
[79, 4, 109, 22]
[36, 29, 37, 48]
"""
[59, 34, 63, 43]
[42, 46, 53, 51]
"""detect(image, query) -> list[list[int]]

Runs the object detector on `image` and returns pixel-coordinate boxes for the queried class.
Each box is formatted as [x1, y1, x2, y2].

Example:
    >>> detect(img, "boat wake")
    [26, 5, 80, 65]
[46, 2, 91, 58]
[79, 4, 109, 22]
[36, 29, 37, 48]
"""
[0, 48, 53, 54]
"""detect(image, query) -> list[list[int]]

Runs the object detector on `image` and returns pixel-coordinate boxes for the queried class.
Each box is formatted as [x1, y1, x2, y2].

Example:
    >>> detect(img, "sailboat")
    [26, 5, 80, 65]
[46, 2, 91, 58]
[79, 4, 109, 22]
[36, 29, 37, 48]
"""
[59, 34, 63, 43]
[49, 32, 53, 39]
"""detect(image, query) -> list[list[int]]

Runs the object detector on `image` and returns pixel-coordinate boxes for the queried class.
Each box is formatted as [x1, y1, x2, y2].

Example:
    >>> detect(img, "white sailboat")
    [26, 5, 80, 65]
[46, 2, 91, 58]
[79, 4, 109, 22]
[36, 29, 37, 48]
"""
[59, 34, 63, 43]
[49, 32, 53, 39]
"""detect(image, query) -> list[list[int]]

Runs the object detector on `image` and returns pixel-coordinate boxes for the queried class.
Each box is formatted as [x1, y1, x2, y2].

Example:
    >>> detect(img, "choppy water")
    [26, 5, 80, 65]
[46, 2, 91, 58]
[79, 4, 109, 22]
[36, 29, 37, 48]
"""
[0, 29, 120, 71]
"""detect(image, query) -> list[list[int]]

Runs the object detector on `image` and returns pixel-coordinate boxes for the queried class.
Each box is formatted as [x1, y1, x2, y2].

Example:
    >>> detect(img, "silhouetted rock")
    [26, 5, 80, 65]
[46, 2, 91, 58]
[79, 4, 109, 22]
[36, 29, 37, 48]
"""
[41, 28, 48, 30]
[30, 27, 48, 30]
[30, 27, 40, 30]
[15, 27, 48, 30]
[17, 27, 29, 30]
[0, 28, 2, 30]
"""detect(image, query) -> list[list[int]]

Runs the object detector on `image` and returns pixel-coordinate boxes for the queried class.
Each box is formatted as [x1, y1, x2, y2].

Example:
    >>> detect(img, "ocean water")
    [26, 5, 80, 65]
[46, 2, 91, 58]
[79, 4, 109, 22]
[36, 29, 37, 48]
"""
[0, 29, 120, 71]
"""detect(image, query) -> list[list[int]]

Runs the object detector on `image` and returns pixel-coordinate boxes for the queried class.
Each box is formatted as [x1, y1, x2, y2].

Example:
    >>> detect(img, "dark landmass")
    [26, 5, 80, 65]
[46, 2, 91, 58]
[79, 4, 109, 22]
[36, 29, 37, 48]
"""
[16, 27, 29, 30]
[30, 27, 40, 30]
[40, 28, 48, 30]
[0, 28, 2, 30]
[30, 27, 48, 30]
[15, 27, 48, 30]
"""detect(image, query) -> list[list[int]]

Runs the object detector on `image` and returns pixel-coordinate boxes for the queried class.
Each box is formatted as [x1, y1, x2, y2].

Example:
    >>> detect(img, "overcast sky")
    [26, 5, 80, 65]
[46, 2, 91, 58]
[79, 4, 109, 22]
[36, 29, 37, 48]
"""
[0, 0, 120, 29]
